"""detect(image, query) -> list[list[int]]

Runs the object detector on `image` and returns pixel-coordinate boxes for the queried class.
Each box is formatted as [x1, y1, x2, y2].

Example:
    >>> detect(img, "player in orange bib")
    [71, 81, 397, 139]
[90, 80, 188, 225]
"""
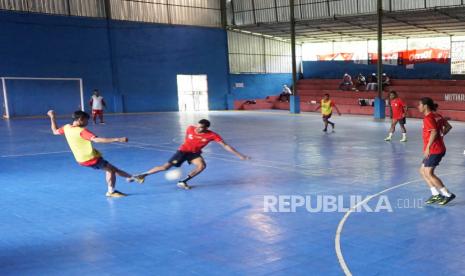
[136, 119, 249, 190]
[315, 94, 342, 132]
[47, 110, 143, 197]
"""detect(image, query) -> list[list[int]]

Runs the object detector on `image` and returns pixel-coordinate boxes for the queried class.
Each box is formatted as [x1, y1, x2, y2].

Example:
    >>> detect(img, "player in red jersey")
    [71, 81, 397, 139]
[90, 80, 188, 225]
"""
[418, 97, 455, 205]
[384, 91, 408, 142]
[137, 119, 250, 190]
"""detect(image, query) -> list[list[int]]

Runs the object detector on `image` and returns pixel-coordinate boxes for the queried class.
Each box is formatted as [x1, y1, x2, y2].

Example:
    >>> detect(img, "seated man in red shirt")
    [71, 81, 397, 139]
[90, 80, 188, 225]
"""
[384, 91, 408, 142]
[137, 119, 250, 190]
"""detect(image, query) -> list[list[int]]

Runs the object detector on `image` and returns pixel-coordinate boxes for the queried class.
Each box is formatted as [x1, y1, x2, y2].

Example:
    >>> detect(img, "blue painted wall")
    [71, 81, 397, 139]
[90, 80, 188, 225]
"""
[109, 21, 229, 112]
[0, 11, 114, 116]
[0, 11, 230, 116]
[229, 73, 293, 100]
[302, 61, 452, 79]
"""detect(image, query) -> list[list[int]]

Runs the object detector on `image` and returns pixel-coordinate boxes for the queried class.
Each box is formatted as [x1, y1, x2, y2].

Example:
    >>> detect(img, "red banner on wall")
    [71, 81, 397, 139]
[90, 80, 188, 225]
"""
[398, 48, 450, 64]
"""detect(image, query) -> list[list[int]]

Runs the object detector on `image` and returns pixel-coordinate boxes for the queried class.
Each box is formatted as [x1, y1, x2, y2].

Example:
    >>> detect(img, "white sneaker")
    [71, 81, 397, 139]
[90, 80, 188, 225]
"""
[400, 137, 408, 142]
[177, 181, 192, 190]
[384, 136, 392, 141]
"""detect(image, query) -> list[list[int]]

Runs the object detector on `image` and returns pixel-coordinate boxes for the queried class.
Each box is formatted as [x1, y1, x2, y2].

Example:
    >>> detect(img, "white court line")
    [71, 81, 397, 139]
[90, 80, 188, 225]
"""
[335, 171, 461, 276]
[0, 150, 71, 158]
[0, 147, 128, 158]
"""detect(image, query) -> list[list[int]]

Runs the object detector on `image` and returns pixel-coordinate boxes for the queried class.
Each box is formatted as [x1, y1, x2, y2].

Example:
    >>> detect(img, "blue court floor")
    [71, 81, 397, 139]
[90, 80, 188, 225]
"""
[1, 110, 465, 275]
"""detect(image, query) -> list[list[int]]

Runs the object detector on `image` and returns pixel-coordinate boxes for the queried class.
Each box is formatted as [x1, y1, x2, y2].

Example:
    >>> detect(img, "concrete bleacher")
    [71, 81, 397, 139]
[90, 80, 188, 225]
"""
[234, 79, 465, 121]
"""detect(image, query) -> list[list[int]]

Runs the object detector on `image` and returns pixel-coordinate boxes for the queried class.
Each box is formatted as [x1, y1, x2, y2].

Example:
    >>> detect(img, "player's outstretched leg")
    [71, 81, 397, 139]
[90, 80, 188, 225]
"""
[103, 162, 144, 197]
[177, 157, 206, 190]
[137, 162, 173, 179]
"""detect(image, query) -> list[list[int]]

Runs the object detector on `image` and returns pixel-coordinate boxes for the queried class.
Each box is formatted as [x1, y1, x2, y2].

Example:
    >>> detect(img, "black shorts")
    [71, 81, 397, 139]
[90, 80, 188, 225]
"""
[86, 158, 108, 170]
[394, 117, 406, 125]
[323, 113, 332, 119]
[168, 151, 202, 167]
[423, 152, 446, 168]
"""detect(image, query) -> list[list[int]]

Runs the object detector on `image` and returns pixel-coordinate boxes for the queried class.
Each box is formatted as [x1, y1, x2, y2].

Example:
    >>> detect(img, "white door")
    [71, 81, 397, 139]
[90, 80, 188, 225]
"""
[177, 75, 209, 112]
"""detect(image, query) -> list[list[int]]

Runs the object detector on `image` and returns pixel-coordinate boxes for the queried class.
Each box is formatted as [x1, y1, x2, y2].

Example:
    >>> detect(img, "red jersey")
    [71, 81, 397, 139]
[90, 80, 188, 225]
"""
[423, 112, 446, 154]
[390, 98, 406, 120]
[179, 126, 223, 153]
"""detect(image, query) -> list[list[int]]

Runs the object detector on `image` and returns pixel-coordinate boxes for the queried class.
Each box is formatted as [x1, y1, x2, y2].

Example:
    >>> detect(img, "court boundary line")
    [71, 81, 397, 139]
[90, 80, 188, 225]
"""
[335, 171, 461, 276]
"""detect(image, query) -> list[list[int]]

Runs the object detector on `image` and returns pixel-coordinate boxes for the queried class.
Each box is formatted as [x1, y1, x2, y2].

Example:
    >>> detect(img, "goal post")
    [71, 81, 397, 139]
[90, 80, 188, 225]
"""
[1, 77, 84, 119]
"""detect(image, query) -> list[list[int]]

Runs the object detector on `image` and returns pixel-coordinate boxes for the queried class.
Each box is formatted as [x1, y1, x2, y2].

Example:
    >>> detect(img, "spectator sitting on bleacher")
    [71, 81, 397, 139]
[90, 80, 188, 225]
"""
[366, 73, 378, 91]
[382, 73, 391, 89]
[339, 73, 353, 91]
[278, 84, 292, 102]
[354, 73, 367, 91]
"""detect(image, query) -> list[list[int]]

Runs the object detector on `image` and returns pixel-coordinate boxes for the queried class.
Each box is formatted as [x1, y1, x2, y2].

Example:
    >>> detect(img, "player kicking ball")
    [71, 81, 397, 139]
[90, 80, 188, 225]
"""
[417, 98, 455, 205]
[384, 91, 408, 142]
[136, 119, 250, 190]
[315, 94, 341, 132]
[47, 110, 144, 197]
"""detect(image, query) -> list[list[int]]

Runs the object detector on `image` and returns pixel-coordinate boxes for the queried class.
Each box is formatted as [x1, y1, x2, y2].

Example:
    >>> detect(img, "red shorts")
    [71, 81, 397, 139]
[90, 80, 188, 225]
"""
[92, 109, 103, 115]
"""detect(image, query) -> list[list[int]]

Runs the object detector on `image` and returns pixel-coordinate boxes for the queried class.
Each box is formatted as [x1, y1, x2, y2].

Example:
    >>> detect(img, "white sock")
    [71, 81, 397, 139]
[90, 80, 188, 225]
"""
[402, 133, 407, 138]
[430, 187, 440, 196]
[108, 187, 115, 194]
[387, 133, 393, 138]
[440, 187, 451, 197]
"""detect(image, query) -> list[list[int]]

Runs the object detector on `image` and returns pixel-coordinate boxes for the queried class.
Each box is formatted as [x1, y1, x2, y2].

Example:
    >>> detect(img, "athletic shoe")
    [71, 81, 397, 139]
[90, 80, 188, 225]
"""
[425, 194, 444, 204]
[177, 181, 192, 190]
[100, 122, 106, 125]
[384, 136, 392, 141]
[400, 137, 408, 142]
[323, 128, 328, 132]
[130, 175, 145, 184]
[106, 190, 127, 197]
[438, 193, 456, 205]
[127, 176, 145, 184]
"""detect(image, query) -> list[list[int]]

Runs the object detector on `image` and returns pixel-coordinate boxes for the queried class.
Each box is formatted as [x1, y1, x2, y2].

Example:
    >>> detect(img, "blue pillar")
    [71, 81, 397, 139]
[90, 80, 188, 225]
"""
[226, 94, 235, 110]
[374, 97, 385, 119]
[290, 95, 300, 114]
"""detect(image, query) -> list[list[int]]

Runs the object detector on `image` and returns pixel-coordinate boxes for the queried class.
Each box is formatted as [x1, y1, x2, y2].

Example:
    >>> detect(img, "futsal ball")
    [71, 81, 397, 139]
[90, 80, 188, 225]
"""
[165, 168, 182, 181]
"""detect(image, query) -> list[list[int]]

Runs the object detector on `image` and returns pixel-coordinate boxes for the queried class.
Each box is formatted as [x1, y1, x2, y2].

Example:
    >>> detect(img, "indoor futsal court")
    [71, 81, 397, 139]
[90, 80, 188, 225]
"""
[2, 0, 465, 275]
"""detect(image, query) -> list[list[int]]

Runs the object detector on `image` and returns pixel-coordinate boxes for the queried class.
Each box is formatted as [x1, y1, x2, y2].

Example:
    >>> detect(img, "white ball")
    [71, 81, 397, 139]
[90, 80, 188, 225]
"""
[165, 168, 183, 181]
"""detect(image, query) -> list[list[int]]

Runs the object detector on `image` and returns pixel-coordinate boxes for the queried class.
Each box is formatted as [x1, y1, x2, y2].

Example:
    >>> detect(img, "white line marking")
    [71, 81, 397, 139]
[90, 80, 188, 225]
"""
[335, 172, 461, 276]
[0, 150, 71, 158]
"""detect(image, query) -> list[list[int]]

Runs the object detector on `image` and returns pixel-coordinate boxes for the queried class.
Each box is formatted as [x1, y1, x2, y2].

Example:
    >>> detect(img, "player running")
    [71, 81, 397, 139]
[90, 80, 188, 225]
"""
[315, 94, 341, 132]
[384, 91, 408, 142]
[417, 98, 455, 205]
[137, 119, 250, 190]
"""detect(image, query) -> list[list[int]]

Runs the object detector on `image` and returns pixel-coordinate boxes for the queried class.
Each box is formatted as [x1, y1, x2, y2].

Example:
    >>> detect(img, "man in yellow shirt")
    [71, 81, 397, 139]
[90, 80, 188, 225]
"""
[47, 110, 143, 197]
[315, 94, 342, 132]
